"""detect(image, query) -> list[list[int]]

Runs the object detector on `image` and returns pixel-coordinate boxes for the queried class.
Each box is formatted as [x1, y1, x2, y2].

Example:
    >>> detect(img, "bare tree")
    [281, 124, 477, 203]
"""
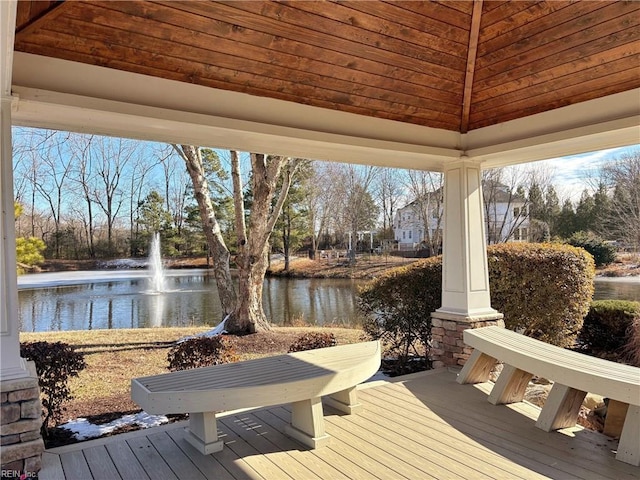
[91, 138, 139, 254]
[336, 164, 379, 262]
[227, 152, 298, 333]
[482, 166, 532, 244]
[405, 170, 444, 254]
[600, 150, 640, 249]
[175, 146, 299, 332]
[304, 162, 339, 258]
[377, 167, 405, 245]
[32, 131, 73, 257]
[68, 134, 98, 257]
[172, 145, 237, 319]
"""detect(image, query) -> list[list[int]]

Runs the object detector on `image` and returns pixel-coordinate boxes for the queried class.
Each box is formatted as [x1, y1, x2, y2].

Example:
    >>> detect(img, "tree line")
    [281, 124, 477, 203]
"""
[13, 128, 639, 265]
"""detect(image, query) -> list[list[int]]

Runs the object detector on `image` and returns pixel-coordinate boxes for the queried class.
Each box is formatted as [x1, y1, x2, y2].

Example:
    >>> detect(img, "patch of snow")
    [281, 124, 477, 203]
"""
[177, 316, 228, 343]
[60, 411, 169, 440]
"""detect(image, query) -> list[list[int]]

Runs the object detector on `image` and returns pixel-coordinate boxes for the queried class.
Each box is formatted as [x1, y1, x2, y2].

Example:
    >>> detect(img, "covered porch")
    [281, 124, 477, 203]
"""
[1, 0, 639, 475]
[39, 369, 639, 480]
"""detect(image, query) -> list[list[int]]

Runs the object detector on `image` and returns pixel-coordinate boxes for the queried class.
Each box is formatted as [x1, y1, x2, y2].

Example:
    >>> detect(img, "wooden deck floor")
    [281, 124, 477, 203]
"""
[40, 369, 639, 480]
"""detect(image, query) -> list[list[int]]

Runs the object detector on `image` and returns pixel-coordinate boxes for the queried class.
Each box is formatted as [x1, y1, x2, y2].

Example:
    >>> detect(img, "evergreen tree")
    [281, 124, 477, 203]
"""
[544, 186, 561, 236]
[575, 190, 595, 233]
[556, 199, 576, 239]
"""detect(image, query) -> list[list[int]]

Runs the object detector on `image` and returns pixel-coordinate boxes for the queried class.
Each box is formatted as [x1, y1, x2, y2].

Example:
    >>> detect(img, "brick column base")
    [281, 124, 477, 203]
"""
[430, 312, 504, 369]
[1, 362, 44, 476]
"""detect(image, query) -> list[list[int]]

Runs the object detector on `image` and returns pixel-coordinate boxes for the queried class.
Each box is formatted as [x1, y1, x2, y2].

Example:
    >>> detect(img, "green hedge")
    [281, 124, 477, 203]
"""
[578, 300, 640, 365]
[358, 243, 595, 356]
[488, 243, 595, 347]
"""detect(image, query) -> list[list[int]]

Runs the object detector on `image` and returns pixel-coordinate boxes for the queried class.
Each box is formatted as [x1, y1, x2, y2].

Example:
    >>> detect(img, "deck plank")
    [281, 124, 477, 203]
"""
[147, 431, 207, 480]
[126, 435, 178, 480]
[250, 408, 349, 480]
[385, 377, 638, 478]
[38, 370, 640, 480]
[224, 413, 321, 480]
[323, 411, 445, 480]
[83, 445, 122, 480]
[270, 406, 406, 480]
[365, 385, 593, 479]
[368, 379, 636, 479]
[104, 439, 151, 480]
[58, 450, 92, 480]
[218, 416, 293, 480]
[165, 428, 239, 480]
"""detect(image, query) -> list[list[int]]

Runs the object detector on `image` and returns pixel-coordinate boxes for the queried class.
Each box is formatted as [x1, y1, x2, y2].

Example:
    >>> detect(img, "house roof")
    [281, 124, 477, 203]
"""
[8, 1, 640, 170]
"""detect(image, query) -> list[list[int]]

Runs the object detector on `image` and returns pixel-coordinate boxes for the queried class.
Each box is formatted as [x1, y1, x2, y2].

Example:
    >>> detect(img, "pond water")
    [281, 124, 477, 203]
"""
[16, 270, 639, 332]
[17, 270, 365, 332]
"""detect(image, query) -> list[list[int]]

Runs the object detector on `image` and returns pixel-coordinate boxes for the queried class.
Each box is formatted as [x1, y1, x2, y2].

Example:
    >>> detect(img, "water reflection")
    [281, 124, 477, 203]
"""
[17, 271, 638, 332]
[17, 271, 365, 332]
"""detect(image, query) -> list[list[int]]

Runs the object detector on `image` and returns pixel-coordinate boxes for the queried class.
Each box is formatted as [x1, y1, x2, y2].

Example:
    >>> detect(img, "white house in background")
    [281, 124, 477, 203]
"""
[395, 182, 530, 251]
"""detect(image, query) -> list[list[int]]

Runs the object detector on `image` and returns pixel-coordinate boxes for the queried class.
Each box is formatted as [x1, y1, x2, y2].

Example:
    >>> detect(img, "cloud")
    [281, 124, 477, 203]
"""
[536, 146, 638, 202]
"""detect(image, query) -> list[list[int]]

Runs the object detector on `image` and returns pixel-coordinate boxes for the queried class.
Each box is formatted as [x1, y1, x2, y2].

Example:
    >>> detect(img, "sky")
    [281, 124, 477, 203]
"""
[530, 145, 639, 202]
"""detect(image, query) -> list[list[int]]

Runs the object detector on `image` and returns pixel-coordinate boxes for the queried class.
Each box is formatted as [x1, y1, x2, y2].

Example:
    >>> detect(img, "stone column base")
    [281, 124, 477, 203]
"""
[1, 362, 44, 476]
[430, 312, 504, 369]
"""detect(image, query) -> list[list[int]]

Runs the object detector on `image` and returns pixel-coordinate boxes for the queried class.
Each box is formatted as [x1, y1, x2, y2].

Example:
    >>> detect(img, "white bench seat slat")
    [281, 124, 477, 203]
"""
[131, 341, 381, 455]
[458, 326, 640, 466]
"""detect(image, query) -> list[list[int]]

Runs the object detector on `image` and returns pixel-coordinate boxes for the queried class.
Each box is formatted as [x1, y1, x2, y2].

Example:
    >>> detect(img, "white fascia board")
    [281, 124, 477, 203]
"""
[466, 90, 640, 167]
[11, 53, 460, 170]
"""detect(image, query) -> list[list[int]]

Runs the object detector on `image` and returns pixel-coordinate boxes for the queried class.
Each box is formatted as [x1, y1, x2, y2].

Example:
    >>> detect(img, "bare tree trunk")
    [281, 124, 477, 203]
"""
[226, 152, 296, 333]
[173, 145, 237, 319]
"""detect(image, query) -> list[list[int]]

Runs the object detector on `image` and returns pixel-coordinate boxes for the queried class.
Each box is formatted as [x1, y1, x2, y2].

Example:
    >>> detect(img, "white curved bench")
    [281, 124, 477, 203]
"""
[457, 326, 640, 466]
[131, 341, 381, 454]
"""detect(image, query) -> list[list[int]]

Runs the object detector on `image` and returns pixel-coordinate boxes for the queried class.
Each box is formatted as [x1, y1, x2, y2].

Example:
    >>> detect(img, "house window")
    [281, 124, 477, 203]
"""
[402, 231, 406, 239]
[514, 207, 520, 216]
[409, 231, 412, 239]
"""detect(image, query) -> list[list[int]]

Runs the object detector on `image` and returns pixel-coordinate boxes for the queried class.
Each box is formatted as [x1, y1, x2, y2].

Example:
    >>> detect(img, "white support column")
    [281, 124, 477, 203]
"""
[1, 2, 44, 475]
[430, 158, 503, 368]
[1, 0, 29, 381]
[437, 158, 499, 319]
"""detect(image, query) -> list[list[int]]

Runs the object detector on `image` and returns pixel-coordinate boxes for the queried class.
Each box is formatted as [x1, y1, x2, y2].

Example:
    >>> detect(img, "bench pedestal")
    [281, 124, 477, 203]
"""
[285, 397, 330, 449]
[185, 412, 224, 455]
[324, 387, 362, 414]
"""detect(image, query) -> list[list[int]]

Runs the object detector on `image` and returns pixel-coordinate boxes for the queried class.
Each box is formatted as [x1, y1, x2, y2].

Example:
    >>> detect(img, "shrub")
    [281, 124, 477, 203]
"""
[357, 257, 439, 375]
[20, 341, 86, 436]
[578, 300, 640, 364]
[288, 332, 337, 352]
[488, 242, 595, 347]
[567, 231, 617, 267]
[167, 336, 238, 372]
[623, 318, 640, 367]
[357, 243, 595, 363]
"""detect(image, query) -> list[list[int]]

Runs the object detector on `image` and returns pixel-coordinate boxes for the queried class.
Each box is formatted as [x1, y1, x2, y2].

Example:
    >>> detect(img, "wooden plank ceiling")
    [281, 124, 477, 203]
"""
[13, 1, 640, 133]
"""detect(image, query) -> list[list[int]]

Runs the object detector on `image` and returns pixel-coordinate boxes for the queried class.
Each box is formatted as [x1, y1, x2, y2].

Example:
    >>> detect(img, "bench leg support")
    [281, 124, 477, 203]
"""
[616, 404, 640, 466]
[536, 384, 586, 431]
[285, 397, 330, 449]
[457, 349, 497, 384]
[325, 387, 362, 414]
[185, 412, 224, 455]
[488, 364, 533, 405]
